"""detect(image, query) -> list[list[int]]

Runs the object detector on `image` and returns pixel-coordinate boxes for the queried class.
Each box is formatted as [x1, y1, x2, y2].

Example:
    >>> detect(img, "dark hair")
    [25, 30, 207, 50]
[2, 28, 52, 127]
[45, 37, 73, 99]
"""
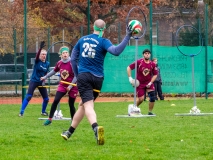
[143, 49, 151, 54]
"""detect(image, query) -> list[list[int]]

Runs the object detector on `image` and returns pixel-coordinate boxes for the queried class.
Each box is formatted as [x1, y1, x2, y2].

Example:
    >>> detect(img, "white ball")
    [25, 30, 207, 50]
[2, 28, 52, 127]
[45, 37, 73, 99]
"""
[131, 79, 140, 87]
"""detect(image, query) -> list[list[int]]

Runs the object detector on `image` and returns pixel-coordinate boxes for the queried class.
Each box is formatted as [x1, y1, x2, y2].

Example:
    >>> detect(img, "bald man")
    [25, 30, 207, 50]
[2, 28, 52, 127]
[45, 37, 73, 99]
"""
[61, 19, 133, 145]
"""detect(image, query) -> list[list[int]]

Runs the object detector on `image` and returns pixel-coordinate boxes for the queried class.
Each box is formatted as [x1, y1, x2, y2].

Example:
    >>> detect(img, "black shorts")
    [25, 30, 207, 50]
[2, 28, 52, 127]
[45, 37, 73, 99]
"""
[77, 72, 103, 103]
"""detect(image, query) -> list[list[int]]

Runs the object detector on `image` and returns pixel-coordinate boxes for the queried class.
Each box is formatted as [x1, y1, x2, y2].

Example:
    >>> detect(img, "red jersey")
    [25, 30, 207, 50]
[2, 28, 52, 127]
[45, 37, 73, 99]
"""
[54, 60, 75, 83]
[54, 60, 78, 97]
[129, 58, 158, 83]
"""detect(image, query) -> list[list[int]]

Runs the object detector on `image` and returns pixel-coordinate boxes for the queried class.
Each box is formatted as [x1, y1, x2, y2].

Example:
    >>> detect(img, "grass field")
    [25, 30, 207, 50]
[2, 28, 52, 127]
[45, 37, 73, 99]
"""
[0, 99, 213, 160]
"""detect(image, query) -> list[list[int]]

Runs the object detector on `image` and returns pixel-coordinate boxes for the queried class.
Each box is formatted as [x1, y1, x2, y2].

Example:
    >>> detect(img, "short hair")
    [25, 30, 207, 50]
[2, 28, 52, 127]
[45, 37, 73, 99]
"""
[41, 49, 47, 54]
[94, 19, 106, 29]
[143, 49, 151, 54]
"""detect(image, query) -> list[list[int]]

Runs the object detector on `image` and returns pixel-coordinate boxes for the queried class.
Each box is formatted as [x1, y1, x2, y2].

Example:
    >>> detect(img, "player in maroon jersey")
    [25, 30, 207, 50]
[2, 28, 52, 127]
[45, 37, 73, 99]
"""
[127, 49, 158, 115]
[41, 46, 78, 125]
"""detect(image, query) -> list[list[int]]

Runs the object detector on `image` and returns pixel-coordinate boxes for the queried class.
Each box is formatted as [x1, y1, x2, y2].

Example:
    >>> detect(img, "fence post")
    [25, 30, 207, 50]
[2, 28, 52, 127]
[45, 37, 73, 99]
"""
[198, 18, 201, 46]
[149, 0, 153, 59]
[23, 0, 27, 100]
[22, 73, 25, 102]
[48, 27, 50, 93]
[205, 3, 208, 99]
[81, 26, 84, 37]
[13, 28, 18, 94]
[156, 21, 159, 45]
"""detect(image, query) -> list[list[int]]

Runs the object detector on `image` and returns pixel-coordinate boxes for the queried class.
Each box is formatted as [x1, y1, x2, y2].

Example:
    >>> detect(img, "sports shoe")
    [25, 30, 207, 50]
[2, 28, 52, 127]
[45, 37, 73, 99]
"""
[148, 112, 155, 115]
[19, 113, 23, 117]
[94, 126, 104, 145]
[43, 119, 52, 126]
[41, 112, 48, 116]
[61, 130, 71, 140]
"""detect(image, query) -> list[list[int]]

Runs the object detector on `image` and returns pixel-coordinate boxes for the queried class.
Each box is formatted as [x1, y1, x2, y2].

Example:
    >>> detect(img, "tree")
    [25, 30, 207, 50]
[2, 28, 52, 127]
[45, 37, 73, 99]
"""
[0, 0, 52, 56]
[0, 1, 23, 54]
[24, 0, 161, 27]
[12, 0, 161, 44]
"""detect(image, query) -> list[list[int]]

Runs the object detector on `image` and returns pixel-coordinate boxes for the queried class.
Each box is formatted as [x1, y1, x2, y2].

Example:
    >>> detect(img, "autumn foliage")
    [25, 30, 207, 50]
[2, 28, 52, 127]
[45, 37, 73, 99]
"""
[13, 0, 160, 29]
[1, 0, 213, 53]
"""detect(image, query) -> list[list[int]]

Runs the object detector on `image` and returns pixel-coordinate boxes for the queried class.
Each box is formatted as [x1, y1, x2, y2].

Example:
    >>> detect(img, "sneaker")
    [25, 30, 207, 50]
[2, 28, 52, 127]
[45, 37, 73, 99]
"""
[148, 112, 155, 115]
[94, 126, 104, 145]
[41, 112, 48, 116]
[19, 113, 23, 117]
[43, 119, 52, 126]
[61, 130, 71, 140]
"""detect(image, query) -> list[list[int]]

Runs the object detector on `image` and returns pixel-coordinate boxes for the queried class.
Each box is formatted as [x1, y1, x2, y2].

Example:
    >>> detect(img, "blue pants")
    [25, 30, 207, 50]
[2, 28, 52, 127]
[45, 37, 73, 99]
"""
[19, 81, 49, 114]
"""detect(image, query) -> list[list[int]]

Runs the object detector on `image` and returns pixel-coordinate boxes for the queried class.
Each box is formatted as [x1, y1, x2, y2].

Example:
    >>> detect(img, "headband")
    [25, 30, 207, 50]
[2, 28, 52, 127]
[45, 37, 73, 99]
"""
[94, 25, 106, 38]
[59, 47, 69, 55]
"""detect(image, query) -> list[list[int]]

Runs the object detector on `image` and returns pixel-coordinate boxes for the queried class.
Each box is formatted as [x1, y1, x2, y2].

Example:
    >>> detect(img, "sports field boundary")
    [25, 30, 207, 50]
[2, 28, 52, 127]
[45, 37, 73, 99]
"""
[0, 96, 211, 104]
[0, 96, 134, 104]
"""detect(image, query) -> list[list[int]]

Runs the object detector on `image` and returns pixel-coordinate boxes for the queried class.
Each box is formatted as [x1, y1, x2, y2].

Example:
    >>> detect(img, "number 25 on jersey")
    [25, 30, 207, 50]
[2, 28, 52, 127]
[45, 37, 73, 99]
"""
[82, 43, 97, 58]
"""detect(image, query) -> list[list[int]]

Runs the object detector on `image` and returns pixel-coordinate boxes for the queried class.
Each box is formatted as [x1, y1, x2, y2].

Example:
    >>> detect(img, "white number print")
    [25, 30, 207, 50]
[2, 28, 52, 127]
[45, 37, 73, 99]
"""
[82, 42, 97, 58]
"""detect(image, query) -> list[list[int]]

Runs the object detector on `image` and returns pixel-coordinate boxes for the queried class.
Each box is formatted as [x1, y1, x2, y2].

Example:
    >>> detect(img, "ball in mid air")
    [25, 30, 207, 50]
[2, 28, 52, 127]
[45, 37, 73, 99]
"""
[128, 20, 142, 34]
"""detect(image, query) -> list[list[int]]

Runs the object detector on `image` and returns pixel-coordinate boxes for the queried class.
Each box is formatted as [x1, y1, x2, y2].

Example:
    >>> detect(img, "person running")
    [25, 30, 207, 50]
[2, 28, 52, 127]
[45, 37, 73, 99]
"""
[127, 49, 158, 115]
[41, 46, 78, 125]
[19, 41, 50, 117]
[61, 19, 133, 145]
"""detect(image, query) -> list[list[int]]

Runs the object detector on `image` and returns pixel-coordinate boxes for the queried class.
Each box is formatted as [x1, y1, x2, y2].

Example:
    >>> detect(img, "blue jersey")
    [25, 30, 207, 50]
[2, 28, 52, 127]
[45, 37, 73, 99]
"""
[73, 34, 113, 77]
[31, 59, 50, 83]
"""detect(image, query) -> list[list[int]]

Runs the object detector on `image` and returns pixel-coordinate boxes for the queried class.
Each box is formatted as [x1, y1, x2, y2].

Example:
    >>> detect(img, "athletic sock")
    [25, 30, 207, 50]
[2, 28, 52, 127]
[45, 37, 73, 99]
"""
[68, 126, 75, 134]
[42, 98, 49, 113]
[20, 98, 29, 114]
[92, 122, 98, 131]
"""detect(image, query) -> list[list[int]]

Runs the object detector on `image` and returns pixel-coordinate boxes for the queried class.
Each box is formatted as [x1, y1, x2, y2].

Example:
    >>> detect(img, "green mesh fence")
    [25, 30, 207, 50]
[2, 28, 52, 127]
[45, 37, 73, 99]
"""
[102, 45, 213, 94]
[1, 45, 213, 94]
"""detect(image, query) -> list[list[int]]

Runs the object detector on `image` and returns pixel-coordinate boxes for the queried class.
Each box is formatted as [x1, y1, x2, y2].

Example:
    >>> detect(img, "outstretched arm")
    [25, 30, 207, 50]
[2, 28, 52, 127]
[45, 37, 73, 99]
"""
[107, 26, 133, 56]
[35, 41, 45, 61]
[107, 35, 131, 56]
[40, 69, 56, 81]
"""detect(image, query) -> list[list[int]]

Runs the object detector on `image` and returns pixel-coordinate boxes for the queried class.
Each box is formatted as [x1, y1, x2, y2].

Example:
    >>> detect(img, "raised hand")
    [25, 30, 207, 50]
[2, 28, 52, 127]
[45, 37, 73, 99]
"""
[126, 25, 133, 36]
[40, 41, 45, 49]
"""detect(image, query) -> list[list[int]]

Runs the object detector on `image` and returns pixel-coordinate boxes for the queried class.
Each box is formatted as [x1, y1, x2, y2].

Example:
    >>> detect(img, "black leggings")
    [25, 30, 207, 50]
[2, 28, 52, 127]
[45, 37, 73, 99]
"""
[27, 81, 48, 99]
[49, 91, 76, 119]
